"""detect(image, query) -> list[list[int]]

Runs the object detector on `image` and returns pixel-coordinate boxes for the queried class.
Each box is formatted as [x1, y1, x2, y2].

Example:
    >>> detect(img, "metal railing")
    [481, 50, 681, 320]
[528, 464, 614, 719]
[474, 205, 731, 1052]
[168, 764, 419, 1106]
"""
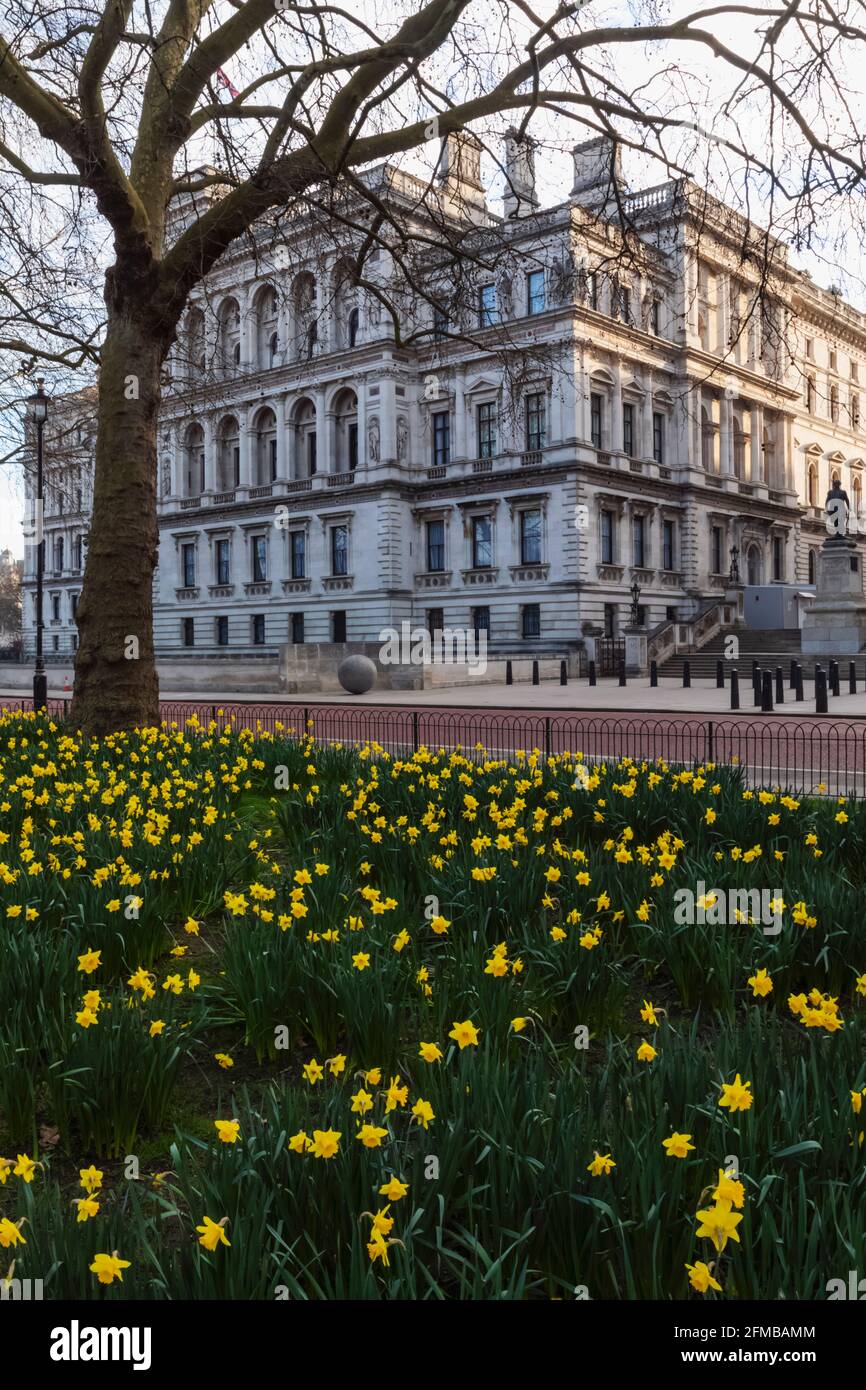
[4, 696, 865, 795]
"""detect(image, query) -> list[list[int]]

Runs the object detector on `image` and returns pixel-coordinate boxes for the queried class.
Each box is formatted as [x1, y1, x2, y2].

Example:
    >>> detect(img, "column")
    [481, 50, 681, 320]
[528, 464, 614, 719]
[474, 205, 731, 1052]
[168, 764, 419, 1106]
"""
[611, 366, 623, 453]
[238, 409, 253, 492]
[379, 377, 397, 462]
[356, 384, 367, 471]
[275, 399, 288, 483]
[750, 404, 764, 482]
[315, 388, 331, 473]
[720, 395, 733, 474]
[453, 366, 466, 459]
[239, 286, 254, 372]
[202, 418, 216, 494]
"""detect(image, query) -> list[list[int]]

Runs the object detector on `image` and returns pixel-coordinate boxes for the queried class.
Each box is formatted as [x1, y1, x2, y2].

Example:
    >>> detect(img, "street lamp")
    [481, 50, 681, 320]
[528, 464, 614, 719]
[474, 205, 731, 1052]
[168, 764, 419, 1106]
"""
[629, 578, 642, 627]
[26, 378, 49, 711]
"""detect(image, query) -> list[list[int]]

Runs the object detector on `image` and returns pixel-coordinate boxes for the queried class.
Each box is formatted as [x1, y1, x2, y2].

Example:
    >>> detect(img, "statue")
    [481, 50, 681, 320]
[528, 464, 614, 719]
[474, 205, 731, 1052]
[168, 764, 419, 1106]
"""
[161, 460, 171, 497]
[549, 251, 576, 306]
[396, 417, 409, 462]
[367, 419, 380, 462]
[826, 478, 850, 539]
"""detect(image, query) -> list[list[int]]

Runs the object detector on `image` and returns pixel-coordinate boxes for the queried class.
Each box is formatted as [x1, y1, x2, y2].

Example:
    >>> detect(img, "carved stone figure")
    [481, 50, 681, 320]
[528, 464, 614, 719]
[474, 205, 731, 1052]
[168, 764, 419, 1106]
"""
[161, 460, 171, 497]
[368, 418, 380, 462]
[396, 417, 409, 461]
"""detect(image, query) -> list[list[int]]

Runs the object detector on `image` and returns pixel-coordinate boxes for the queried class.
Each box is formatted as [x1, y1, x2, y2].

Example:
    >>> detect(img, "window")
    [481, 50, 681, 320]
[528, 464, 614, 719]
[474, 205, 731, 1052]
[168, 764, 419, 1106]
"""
[651, 299, 661, 336]
[308, 431, 317, 476]
[290, 531, 306, 579]
[600, 509, 614, 565]
[473, 606, 490, 638]
[215, 538, 230, 586]
[348, 422, 358, 472]
[348, 308, 359, 348]
[471, 516, 493, 569]
[853, 361, 860, 382]
[216, 616, 229, 646]
[290, 612, 305, 644]
[603, 603, 616, 638]
[74, 535, 84, 570]
[632, 513, 646, 568]
[331, 524, 348, 576]
[426, 519, 445, 572]
[521, 603, 540, 639]
[70, 593, 78, 621]
[53, 536, 64, 572]
[525, 394, 546, 451]
[830, 349, 838, 372]
[252, 536, 267, 583]
[623, 403, 635, 458]
[590, 393, 603, 450]
[652, 412, 665, 465]
[711, 526, 723, 575]
[772, 535, 784, 582]
[662, 519, 675, 572]
[588, 272, 599, 310]
[331, 610, 347, 643]
[181, 543, 196, 588]
[427, 608, 444, 635]
[479, 284, 498, 328]
[252, 614, 266, 645]
[808, 550, 816, 584]
[182, 617, 195, 648]
[805, 374, 815, 413]
[805, 338, 814, 360]
[520, 509, 542, 565]
[432, 411, 450, 468]
[51, 594, 60, 622]
[527, 270, 545, 315]
[477, 402, 497, 459]
[433, 304, 449, 339]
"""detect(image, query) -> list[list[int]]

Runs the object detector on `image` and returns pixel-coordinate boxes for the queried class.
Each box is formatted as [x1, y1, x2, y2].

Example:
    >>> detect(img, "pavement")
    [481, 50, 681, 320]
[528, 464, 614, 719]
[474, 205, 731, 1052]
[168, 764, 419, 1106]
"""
[3, 673, 863, 718]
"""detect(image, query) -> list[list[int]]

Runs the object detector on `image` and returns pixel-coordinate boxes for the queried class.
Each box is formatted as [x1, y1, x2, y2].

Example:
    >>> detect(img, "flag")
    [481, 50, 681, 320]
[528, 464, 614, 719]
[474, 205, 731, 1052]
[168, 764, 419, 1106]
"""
[216, 68, 240, 100]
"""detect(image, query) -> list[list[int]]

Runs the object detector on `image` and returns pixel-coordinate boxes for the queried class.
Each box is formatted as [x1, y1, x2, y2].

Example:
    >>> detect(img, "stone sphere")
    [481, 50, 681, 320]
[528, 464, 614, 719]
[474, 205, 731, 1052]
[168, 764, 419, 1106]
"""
[337, 654, 377, 695]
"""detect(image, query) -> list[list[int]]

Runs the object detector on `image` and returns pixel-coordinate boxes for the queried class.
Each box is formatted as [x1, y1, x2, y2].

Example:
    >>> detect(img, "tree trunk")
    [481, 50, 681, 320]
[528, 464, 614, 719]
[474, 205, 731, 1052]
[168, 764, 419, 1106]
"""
[71, 290, 166, 735]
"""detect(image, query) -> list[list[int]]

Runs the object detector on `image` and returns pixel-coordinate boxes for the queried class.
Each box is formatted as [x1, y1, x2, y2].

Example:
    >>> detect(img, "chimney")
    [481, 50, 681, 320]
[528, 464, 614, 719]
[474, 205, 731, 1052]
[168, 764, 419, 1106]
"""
[503, 128, 539, 219]
[570, 136, 624, 209]
[438, 131, 487, 224]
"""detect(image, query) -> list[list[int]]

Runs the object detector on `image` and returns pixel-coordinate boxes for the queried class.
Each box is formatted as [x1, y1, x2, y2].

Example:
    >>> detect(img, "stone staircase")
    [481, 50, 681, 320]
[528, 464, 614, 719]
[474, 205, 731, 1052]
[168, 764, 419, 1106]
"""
[660, 629, 864, 681]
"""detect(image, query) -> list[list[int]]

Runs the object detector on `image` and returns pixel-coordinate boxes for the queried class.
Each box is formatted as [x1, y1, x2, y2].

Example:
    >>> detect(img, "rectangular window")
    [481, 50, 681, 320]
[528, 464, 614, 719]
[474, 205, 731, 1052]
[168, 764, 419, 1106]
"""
[426, 519, 445, 572]
[331, 610, 347, 643]
[269, 437, 278, 481]
[632, 513, 646, 568]
[252, 536, 267, 583]
[652, 412, 664, 465]
[589, 273, 599, 311]
[772, 535, 783, 581]
[432, 411, 450, 468]
[590, 393, 603, 449]
[473, 606, 490, 638]
[51, 594, 60, 621]
[711, 525, 723, 575]
[182, 617, 194, 648]
[651, 299, 661, 336]
[520, 509, 542, 565]
[233, 445, 240, 487]
[427, 607, 444, 635]
[331, 524, 348, 576]
[181, 543, 196, 588]
[348, 422, 358, 471]
[527, 270, 545, 316]
[600, 509, 614, 565]
[433, 304, 449, 339]
[525, 393, 546, 451]
[290, 531, 306, 579]
[74, 535, 84, 570]
[522, 603, 540, 639]
[308, 431, 317, 475]
[216, 616, 229, 647]
[290, 612, 305, 644]
[70, 592, 79, 621]
[662, 519, 675, 572]
[623, 403, 635, 458]
[252, 614, 266, 645]
[603, 603, 616, 638]
[477, 402, 497, 459]
[471, 516, 493, 569]
[479, 284, 498, 328]
[216, 538, 230, 586]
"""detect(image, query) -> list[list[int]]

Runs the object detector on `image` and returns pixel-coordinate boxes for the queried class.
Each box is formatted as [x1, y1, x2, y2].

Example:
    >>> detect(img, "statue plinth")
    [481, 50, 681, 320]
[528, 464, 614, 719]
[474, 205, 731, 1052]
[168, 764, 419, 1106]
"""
[801, 534, 866, 654]
[623, 625, 648, 675]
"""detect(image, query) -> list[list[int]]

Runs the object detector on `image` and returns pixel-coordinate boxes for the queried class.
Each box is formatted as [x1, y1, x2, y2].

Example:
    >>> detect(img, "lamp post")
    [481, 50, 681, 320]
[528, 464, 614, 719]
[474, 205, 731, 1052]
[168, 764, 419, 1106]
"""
[26, 378, 49, 711]
[629, 578, 642, 627]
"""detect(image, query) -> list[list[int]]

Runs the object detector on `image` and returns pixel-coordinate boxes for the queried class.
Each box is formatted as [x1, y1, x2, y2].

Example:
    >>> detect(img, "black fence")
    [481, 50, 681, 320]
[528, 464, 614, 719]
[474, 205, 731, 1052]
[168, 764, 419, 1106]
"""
[5, 695, 866, 797]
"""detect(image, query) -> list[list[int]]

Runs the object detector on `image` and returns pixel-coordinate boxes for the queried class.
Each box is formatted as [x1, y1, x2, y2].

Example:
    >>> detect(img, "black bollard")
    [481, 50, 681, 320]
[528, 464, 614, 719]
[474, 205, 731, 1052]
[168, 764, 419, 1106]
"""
[618, 662, 627, 688]
[816, 667, 828, 714]
[730, 668, 740, 710]
[683, 659, 691, 689]
[716, 659, 724, 689]
[830, 659, 840, 696]
[761, 669, 774, 712]
[589, 660, 597, 687]
[650, 659, 658, 688]
[775, 667, 784, 705]
[560, 659, 567, 686]
[753, 667, 762, 707]
[532, 659, 540, 687]
[795, 664, 804, 702]
[850, 661, 857, 695]
[506, 659, 513, 686]
[789, 658, 796, 690]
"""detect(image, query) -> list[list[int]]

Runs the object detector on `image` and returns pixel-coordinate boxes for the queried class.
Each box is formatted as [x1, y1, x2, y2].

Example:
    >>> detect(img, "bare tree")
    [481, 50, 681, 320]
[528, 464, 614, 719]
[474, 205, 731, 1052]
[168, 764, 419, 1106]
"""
[1, 1, 864, 731]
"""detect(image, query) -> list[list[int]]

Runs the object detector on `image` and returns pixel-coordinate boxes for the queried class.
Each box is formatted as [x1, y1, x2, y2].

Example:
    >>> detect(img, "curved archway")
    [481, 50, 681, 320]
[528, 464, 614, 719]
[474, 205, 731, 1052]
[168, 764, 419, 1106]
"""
[332, 388, 359, 472]
[216, 416, 240, 491]
[746, 543, 763, 586]
[291, 396, 317, 478]
[217, 297, 241, 371]
[253, 285, 279, 370]
[252, 407, 278, 485]
[183, 424, 205, 497]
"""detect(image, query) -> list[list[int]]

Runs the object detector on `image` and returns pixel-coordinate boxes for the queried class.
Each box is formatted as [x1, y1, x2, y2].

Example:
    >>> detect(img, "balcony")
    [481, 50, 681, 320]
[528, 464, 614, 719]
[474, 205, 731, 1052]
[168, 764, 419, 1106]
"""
[179, 497, 201, 509]
[249, 484, 273, 500]
[461, 566, 499, 586]
[175, 586, 199, 601]
[323, 574, 353, 592]
[244, 581, 271, 597]
[212, 490, 237, 506]
[415, 570, 452, 590]
[427, 466, 447, 481]
[471, 457, 493, 474]
[209, 584, 234, 598]
[327, 471, 356, 488]
[521, 450, 543, 468]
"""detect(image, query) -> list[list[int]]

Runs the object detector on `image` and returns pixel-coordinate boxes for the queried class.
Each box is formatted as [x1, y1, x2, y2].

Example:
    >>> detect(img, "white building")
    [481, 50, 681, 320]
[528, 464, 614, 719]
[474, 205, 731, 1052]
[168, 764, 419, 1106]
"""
[22, 134, 866, 669]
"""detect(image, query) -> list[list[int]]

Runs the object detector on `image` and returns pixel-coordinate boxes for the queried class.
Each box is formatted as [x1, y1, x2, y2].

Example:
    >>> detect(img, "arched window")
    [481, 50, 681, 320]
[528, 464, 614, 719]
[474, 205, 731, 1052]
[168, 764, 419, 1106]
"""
[808, 549, 816, 584]
[807, 462, 817, 507]
[253, 285, 279, 370]
[184, 424, 205, 497]
[291, 273, 317, 360]
[348, 307, 360, 348]
[291, 398, 317, 478]
[253, 408, 278, 485]
[333, 389, 359, 472]
[216, 416, 240, 491]
[746, 543, 763, 586]
[217, 298, 241, 371]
